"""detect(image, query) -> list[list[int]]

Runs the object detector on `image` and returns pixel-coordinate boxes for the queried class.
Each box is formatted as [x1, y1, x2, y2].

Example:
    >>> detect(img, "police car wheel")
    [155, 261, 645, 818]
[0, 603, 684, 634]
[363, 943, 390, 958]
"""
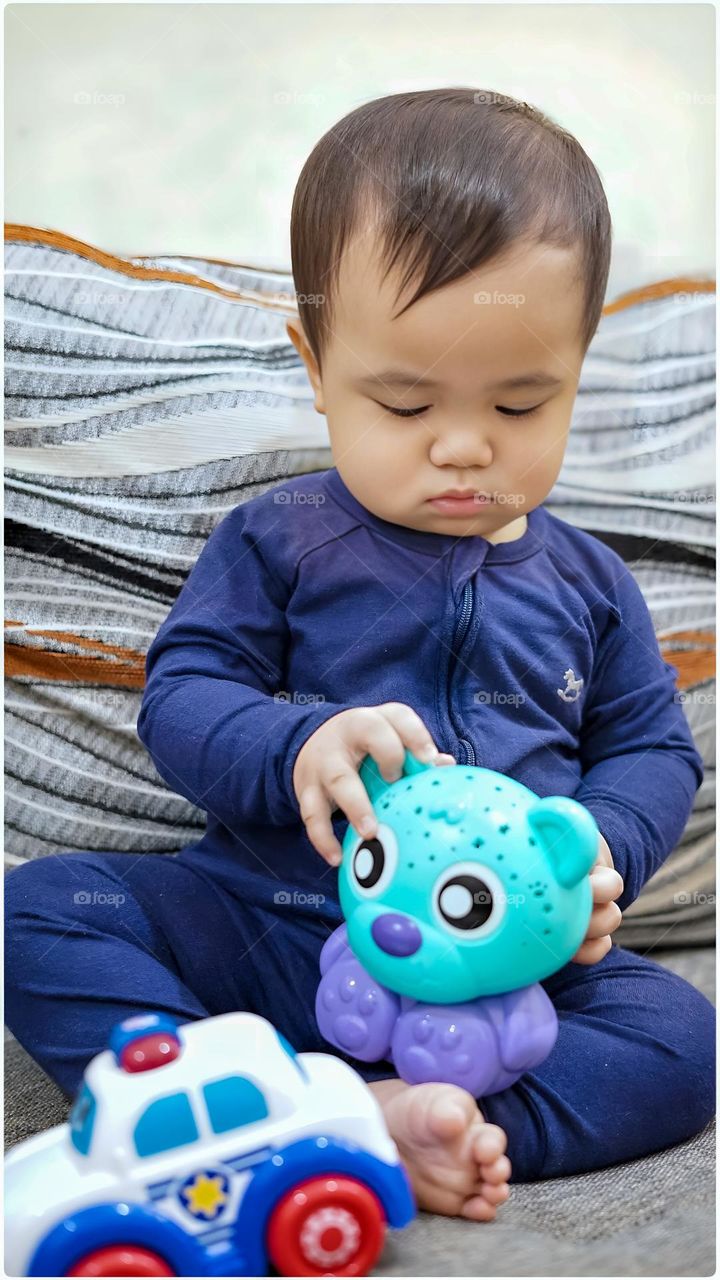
[266, 1174, 386, 1276]
[66, 1245, 176, 1276]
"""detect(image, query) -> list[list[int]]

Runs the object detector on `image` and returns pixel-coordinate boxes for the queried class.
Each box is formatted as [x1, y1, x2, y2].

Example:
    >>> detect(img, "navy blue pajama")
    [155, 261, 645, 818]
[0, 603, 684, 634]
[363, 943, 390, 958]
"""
[5, 845, 715, 1182]
[5, 468, 716, 1180]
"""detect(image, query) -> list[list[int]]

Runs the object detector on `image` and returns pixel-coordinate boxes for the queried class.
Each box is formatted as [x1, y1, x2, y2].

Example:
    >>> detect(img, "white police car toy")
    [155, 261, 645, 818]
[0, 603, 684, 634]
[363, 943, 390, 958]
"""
[4, 1011, 415, 1277]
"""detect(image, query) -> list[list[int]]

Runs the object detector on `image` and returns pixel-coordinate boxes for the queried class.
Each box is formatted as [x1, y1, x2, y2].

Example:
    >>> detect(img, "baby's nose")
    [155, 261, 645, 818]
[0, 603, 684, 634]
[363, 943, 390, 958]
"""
[371, 912, 422, 956]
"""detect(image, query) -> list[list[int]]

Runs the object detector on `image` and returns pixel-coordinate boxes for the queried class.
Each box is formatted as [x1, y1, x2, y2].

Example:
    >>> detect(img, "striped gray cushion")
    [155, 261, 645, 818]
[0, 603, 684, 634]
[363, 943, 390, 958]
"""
[4, 229, 715, 945]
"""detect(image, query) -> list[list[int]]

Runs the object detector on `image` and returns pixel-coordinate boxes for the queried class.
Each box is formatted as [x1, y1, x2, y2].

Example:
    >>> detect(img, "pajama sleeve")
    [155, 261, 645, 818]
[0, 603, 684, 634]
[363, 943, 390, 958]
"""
[573, 564, 704, 913]
[136, 503, 347, 830]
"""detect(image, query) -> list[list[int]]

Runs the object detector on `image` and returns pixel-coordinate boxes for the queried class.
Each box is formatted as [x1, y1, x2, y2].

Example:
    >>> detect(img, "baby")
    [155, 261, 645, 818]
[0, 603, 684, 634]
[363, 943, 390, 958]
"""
[6, 89, 715, 1225]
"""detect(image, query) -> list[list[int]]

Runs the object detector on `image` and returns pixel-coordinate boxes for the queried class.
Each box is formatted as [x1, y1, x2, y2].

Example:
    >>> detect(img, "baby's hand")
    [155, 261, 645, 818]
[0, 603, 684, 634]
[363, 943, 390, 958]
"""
[292, 703, 455, 865]
[571, 834, 624, 964]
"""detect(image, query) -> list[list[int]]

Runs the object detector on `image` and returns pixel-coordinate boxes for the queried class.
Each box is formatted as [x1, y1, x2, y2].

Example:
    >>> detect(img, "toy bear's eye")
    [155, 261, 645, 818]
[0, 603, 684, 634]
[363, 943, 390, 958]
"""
[348, 824, 398, 897]
[432, 860, 507, 939]
[438, 874, 493, 929]
[354, 838, 385, 889]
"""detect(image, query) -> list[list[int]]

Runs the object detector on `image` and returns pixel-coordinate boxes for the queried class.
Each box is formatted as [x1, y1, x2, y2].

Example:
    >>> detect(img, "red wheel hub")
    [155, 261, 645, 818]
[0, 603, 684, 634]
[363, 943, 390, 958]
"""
[266, 1174, 386, 1276]
[67, 1245, 175, 1276]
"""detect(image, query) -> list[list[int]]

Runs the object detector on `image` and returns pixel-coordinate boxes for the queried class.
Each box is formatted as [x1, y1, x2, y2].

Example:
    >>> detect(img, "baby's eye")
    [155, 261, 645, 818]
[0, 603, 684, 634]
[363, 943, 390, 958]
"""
[349, 824, 398, 897]
[377, 402, 431, 418]
[432, 861, 506, 938]
[495, 404, 542, 419]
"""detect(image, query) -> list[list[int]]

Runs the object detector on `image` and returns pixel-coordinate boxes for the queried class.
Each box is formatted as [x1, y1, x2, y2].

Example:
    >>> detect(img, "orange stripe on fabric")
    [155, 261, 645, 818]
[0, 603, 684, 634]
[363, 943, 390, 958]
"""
[660, 629, 716, 686]
[5, 645, 145, 686]
[5, 620, 145, 665]
[4, 223, 296, 314]
[603, 278, 715, 314]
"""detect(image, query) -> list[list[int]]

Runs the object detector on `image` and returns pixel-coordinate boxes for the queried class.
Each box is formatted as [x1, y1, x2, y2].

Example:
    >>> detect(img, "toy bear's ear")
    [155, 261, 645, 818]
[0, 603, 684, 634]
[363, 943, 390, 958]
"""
[527, 796, 599, 888]
[358, 749, 432, 806]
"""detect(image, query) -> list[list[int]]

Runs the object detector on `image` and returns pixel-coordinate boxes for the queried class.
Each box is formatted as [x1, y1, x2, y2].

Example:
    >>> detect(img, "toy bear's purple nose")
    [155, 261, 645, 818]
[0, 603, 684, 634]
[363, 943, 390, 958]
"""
[371, 912, 422, 957]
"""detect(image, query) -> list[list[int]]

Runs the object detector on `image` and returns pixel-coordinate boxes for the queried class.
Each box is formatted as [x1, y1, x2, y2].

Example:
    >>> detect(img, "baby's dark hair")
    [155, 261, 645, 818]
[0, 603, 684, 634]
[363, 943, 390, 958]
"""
[290, 88, 612, 374]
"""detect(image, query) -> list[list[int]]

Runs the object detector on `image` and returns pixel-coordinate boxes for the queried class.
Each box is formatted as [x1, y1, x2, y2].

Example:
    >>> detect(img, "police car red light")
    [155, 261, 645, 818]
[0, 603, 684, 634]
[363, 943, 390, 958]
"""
[119, 1032, 181, 1073]
[109, 1013, 183, 1071]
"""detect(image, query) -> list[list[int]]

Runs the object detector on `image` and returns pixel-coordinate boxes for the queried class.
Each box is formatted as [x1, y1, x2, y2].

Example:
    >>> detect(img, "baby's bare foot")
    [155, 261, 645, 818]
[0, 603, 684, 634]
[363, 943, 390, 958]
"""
[369, 1078, 511, 1220]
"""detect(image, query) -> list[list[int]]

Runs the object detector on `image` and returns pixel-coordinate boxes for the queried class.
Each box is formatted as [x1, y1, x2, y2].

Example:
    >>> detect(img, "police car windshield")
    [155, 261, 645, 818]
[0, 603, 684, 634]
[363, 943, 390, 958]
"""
[69, 1083, 97, 1156]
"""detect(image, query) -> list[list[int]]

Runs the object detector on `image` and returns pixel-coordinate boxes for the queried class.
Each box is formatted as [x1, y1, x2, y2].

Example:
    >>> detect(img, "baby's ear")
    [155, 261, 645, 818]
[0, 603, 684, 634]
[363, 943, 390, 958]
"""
[527, 796, 599, 888]
[358, 750, 431, 806]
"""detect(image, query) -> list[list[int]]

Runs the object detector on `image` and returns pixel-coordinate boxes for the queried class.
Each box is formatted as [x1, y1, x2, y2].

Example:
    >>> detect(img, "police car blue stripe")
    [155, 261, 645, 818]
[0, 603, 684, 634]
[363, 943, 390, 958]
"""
[197, 1225, 234, 1243]
[224, 1145, 273, 1172]
[146, 1180, 176, 1200]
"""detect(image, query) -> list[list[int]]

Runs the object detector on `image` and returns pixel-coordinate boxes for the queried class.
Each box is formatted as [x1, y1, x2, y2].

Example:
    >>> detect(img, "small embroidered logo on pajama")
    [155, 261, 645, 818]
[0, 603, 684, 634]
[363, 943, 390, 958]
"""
[557, 668, 584, 702]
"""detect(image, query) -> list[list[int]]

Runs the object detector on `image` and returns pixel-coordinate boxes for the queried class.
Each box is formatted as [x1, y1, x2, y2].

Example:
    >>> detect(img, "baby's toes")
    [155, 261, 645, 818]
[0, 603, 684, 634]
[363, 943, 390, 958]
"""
[475, 1179, 510, 1206]
[479, 1152, 512, 1185]
[460, 1193, 498, 1222]
[471, 1122, 508, 1167]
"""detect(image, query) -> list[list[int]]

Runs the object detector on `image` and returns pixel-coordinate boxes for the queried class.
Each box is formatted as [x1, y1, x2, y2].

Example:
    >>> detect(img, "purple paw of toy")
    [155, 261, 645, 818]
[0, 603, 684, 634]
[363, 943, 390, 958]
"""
[496, 982, 559, 1075]
[391, 985, 559, 1096]
[316, 927, 401, 1061]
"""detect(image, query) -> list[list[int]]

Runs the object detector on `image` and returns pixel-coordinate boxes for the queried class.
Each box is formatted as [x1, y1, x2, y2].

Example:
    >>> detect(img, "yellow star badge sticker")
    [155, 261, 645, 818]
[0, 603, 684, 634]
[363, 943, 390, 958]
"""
[180, 1170, 229, 1220]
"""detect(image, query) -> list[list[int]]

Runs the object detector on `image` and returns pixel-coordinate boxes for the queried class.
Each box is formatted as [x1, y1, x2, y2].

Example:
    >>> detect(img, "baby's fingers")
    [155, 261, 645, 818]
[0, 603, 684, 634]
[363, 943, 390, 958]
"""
[322, 760, 379, 853]
[297, 781, 344, 865]
[572, 934, 612, 966]
[585, 900, 622, 938]
[590, 865, 624, 905]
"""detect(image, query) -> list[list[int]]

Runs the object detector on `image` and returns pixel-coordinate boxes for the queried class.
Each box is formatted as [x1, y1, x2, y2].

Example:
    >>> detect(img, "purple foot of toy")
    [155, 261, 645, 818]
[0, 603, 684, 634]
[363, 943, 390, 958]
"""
[316, 950, 400, 1062]
[499, 983, 559, 1074]
[391, 985, 559, 1097]
[391, 1003, 504, 1097]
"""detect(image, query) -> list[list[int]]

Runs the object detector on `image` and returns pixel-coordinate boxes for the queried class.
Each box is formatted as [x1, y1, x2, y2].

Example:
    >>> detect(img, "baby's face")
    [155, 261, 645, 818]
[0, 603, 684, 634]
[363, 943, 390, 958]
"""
[287, 232, 587, 539]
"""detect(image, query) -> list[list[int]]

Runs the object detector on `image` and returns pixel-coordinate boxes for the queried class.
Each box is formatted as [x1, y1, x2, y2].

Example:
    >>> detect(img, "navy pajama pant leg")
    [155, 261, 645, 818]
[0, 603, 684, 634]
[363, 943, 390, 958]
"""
[5, 849, 715, 1182]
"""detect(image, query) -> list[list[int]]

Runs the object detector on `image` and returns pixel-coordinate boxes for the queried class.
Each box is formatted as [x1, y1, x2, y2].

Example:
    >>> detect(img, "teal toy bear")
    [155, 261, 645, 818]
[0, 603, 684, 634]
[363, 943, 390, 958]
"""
[316, 751, 599, 1095]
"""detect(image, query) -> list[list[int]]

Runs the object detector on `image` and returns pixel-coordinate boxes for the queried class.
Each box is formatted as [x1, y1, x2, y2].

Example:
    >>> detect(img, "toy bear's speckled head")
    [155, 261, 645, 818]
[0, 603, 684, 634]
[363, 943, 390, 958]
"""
[338, 752, 598, 1003]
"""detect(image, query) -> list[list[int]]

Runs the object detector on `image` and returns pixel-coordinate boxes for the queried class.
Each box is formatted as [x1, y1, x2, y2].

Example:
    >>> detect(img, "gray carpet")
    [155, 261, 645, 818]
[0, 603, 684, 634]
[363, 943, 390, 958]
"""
[5, 947, 716, 1276]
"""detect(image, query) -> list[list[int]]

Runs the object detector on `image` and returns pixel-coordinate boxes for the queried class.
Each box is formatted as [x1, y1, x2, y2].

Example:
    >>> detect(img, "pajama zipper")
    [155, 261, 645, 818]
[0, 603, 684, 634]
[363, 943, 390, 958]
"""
[447, 579, 476, 766]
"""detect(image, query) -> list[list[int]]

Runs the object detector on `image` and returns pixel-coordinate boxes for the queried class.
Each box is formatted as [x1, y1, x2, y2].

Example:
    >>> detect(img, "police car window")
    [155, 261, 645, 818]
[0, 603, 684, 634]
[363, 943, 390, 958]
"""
[133, 1091, 199, 1157]
[69, 1082, 97, 1156]
[203, 1075, 269, 1134]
